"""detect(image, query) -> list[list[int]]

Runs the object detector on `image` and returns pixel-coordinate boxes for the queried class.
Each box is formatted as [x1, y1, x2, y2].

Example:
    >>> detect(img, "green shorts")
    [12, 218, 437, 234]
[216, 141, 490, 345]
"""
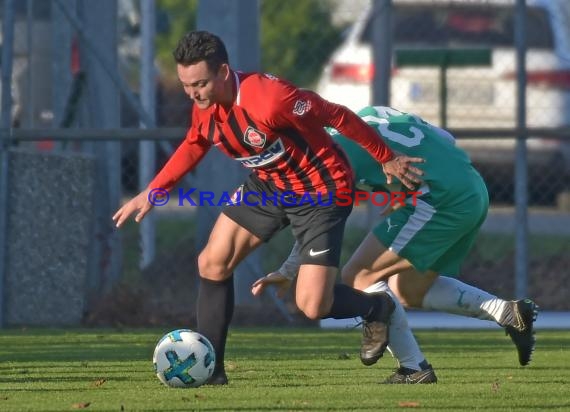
[372, 184, 489, 276]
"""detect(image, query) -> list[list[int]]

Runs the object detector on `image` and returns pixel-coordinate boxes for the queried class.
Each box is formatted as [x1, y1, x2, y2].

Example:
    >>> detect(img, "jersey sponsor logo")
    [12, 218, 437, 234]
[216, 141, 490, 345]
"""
[243, 126, 266, 148]
[236, 138, 285, 168]
[292, 99, 311, 116]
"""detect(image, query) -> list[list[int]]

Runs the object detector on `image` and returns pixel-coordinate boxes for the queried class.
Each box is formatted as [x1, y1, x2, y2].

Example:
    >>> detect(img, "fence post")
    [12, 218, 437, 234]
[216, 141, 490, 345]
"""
[77, 0, 122, 292]
[371, 0, 392, 107]
[0, 0, 16, 328]
[514, 0, 529, 298]
[139, 0, 157, 269]
[369, 0, 392, 228]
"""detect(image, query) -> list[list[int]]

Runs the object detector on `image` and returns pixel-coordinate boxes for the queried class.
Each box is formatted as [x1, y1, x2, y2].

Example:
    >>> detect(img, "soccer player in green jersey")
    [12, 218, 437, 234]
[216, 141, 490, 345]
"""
[252, 106, 538, 384]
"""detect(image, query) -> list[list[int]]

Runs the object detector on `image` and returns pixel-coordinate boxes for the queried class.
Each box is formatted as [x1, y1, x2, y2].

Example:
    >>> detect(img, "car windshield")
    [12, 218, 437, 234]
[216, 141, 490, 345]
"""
[362, 5, 554, 49]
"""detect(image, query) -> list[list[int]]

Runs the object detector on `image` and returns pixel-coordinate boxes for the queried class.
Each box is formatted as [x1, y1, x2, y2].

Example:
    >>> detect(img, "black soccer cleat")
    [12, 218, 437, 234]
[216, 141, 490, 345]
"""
[360, 292, 396, 366]
[499, 299, 539, 366]
[382, 365, 438, 384]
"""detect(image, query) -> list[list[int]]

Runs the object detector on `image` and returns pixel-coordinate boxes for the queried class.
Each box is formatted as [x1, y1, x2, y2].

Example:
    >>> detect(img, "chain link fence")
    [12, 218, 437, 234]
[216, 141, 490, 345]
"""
[1, 0, 569, 327]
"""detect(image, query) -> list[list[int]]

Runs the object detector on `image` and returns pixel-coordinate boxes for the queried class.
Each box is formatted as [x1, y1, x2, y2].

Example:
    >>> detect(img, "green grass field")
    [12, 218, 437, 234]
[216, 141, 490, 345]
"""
[1, 328, 568, 411]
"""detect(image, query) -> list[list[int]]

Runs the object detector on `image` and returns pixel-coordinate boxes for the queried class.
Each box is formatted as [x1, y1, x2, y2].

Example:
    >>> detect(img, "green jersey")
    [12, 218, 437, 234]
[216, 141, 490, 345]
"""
[331, 106, 486, 206]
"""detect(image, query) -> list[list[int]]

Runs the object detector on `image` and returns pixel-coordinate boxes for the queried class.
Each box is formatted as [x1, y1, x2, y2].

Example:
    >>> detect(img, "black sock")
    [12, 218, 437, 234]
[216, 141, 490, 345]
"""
[419, 359, 430, 370]
[401, 360, 430, 374]
[324, 284, 377, 319]
[197, 275, 234, 372]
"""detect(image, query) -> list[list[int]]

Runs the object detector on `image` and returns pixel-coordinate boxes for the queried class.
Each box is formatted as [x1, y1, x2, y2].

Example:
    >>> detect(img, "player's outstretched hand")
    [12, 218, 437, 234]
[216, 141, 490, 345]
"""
[382, 154, 425, 190]
[113, 188, 154, 228]
[251, 272, 292, 298]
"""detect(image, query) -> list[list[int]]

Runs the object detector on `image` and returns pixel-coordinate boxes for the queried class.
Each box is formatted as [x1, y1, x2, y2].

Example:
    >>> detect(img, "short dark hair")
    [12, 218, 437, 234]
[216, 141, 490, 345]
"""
[173, 31, 229, 72]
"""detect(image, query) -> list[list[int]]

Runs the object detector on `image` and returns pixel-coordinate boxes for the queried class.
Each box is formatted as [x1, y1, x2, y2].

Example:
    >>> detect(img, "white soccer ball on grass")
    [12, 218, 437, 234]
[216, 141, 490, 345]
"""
[153, 329, 215, 388]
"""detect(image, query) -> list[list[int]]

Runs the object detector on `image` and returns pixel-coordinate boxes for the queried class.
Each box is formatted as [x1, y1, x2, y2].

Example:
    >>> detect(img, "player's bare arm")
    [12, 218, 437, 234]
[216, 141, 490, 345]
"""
[112, 188, 154, 228]
[382, 154, 425, 190]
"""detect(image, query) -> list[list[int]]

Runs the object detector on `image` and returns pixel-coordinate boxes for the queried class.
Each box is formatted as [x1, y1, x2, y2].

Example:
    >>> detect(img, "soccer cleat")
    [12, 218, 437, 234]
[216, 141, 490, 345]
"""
[382, 365, 438, 384]
[206, 368, 228, 385]
[360, 292, 396, 366]
[499, 299, 539, 366]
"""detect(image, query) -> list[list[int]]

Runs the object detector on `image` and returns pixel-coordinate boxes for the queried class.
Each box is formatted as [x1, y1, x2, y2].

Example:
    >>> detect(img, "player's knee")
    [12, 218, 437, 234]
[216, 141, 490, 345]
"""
[296, 297, 330, 320]
[197, 249, 230, 280]
[299, 305, 327, 320]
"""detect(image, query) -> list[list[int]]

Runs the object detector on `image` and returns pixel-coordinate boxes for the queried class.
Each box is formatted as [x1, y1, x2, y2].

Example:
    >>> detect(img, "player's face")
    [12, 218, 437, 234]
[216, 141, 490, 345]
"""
[177, 61, 228, 110]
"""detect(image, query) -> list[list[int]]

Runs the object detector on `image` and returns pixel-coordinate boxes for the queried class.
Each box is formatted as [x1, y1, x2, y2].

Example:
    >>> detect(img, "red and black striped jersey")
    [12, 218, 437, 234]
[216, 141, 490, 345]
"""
[149, 71, 394, 194]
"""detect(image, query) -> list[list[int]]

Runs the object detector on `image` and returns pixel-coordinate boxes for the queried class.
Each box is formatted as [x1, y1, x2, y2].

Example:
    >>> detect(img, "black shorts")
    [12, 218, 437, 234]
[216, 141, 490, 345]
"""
[222, 174, 353, 267]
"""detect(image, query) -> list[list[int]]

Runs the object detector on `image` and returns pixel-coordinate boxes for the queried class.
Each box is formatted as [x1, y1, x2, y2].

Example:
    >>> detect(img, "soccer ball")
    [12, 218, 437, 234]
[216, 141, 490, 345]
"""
[153, 329, 216, 388]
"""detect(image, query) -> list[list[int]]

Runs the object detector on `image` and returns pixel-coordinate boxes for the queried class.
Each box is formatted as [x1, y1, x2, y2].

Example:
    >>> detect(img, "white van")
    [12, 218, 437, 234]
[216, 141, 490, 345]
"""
[317, 0, 570, 204]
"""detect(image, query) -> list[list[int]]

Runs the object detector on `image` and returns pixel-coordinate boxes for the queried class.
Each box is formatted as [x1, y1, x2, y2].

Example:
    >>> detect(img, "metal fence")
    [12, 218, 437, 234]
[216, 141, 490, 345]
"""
[0, 0, 569, 327]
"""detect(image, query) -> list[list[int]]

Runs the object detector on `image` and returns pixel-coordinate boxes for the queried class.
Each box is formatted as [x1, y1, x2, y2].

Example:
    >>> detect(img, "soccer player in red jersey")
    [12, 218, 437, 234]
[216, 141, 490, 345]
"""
[113, 31, 424, 385]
